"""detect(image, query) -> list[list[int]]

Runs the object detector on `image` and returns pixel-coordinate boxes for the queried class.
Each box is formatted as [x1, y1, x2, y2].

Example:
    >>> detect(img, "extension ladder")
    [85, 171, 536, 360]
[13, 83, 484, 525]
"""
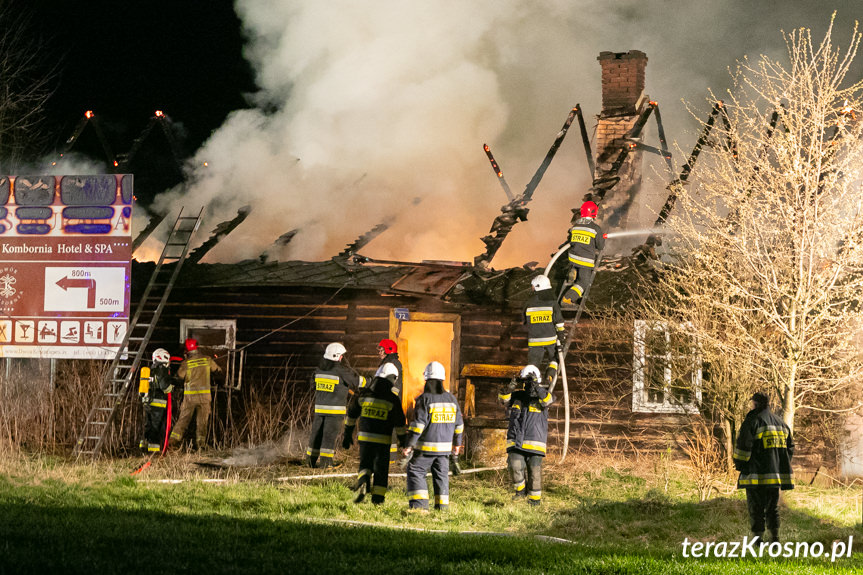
[73, 207, 203, 459]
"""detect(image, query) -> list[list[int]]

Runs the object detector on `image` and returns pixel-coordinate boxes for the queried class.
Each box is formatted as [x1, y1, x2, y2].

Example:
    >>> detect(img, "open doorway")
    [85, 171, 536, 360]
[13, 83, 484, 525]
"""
[389, 311, 460, 418]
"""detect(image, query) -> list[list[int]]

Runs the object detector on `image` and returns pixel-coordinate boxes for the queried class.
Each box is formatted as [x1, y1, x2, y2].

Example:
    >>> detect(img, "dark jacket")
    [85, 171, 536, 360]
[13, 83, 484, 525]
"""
[405, 380, 464, 455]
[506, 383, 553, 456]
[733, 407, 794, 490]
[146, 363, 176, 408]
[345, 377, 407, 446]
[523, 289, 565, 348]
[312, 359, 362, 416]
[566, 217, 604, 268]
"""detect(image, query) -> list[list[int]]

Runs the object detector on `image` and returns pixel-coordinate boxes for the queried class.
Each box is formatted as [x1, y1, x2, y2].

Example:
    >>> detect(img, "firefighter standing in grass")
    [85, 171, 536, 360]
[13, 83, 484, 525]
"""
[561, 201, 605, 307]
[140, 348, 176, 454]
[375, 338, 403, 462]
[523, 274, 565, 386]
[402, 361, 464, 511]
[169, 339, 221, 452]
[342, 363, 406, 504]
[733, 392, 794, 544]
[503, 365, 553, 506]
[306, 343, 365, 468]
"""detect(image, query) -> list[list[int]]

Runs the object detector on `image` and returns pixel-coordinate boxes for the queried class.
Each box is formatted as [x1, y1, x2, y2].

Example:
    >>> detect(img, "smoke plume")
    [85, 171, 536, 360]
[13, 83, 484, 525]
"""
[146, 1, 859, 267]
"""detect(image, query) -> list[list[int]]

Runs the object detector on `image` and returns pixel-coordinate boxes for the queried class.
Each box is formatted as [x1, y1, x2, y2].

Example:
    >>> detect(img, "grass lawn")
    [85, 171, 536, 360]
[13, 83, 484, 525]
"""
[0, 451, 861, 574]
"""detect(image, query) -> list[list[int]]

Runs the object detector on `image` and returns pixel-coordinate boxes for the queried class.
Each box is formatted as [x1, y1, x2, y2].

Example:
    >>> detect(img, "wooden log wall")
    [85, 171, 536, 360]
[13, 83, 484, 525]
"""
[139, 285, 829, 467]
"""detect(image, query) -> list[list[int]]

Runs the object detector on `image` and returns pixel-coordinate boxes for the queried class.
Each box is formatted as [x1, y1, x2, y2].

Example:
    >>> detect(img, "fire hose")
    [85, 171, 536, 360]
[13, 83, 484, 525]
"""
[542, 244, 605, 463]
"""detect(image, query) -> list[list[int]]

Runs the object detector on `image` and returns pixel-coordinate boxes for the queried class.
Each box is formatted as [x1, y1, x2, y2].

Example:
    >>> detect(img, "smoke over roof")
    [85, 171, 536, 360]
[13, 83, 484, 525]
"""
[148, 1, 860, 267]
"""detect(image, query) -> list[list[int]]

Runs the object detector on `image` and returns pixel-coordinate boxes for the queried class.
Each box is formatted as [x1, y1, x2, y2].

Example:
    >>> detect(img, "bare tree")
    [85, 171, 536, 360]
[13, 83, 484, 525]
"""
[0, 1, 53, 167]
[637, 18, 863, 434]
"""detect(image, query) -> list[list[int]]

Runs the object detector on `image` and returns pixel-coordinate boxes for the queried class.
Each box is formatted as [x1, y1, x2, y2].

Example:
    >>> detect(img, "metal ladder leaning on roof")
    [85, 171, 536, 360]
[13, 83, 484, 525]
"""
[73, 207, 203, 459]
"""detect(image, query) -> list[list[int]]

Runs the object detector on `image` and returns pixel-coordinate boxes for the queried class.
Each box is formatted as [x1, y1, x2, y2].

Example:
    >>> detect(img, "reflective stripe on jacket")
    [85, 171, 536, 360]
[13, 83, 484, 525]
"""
[506, 386, 552, 457]
[566, 218, 604, 267]
[733, 407, 794, 490]
[177, 351, 220, 401]
[405, 392, 464, 455]
[523, 290, 565, 347]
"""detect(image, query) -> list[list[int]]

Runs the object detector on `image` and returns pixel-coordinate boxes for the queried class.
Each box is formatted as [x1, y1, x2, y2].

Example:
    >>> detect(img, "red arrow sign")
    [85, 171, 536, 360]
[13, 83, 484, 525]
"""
[56, 276, 97, 308]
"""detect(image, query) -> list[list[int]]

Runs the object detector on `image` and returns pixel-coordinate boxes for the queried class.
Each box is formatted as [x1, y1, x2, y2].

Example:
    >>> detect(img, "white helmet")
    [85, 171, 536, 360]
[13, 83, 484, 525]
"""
[152, 348, 170, 364]
[423, 361, 446, 381]
[520, 365, 541, 382]
[375, 362, 399, 381]
[531, 275, 551, 291]
[324, 342, 347, 361]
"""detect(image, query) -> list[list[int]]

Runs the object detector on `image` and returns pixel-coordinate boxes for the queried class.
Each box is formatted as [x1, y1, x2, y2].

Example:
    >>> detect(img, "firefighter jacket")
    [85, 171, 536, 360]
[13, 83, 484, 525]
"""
[146, 363, 175, 409]
[566, 217, 605, 268]
[506, 384, 553, 456]
[177, 350, 221, 404]
[523, 289, 565, 348]
[733, 407, 794, 490]
[405, 382, 464, 455]
[345, 377, 407, 446]
[312, 360, 363, 416]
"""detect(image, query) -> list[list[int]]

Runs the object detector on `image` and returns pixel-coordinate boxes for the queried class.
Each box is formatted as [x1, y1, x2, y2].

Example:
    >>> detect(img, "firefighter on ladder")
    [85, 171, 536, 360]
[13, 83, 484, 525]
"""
[503, 365, 553, 506]
[169, 338, 222, 452]
[342, 362, 406, 505]
[523, 274, 565, 387]
[139, 348, 176, 454]
[402, 361, 464, 511]
[306, 342, 366, 468]
[561, 201, 605, 308]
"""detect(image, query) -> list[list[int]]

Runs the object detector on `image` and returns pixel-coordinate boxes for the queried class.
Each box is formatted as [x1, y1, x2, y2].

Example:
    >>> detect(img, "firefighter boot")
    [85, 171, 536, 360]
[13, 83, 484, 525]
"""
[512, 489, 527, 502]
[769, 529, 779, 544]
[527, 498, 541, 507]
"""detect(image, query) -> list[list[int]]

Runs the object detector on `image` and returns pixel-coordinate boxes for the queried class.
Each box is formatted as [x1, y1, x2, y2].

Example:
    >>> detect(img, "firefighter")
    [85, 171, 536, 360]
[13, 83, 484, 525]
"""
[561, 201, 605, 308]
[140, 348, 176, 454]
[306, 342, 365, 468]
[523, 274, 565, 387]
[342, 363, 407, 504]
[169, 339, 222, 452]
[732, 392, 794, 544]
[504, 365, 553, 506]
[375, 338, 403, 462]
[402, 361, 464, 511]
[376, 338, 403, 397]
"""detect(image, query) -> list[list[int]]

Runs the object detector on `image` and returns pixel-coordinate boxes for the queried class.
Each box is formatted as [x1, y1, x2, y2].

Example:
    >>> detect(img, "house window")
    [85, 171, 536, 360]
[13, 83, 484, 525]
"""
[179, 319, 236, 387]
[632, 320, 701, 414]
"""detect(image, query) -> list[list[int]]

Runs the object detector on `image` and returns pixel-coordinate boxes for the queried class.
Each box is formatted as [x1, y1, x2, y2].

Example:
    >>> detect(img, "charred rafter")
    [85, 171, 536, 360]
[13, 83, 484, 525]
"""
[473, 106, 583, 269]
[187, 205, 252, 265]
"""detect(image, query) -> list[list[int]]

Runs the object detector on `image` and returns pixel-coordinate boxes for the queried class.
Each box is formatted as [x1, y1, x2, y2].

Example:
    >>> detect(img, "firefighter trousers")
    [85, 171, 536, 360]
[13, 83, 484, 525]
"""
[357, 441, 391, 503]
[527, 344, 559, 387]
[746, 486, 781, 534]
[406, 454, 450, 510]
[170, 397, 210, 449]
[306, 414, 342, 468]
[563, 265, 594, 302]
[143, 402, 169, 453]
[508, 450, 543, 503]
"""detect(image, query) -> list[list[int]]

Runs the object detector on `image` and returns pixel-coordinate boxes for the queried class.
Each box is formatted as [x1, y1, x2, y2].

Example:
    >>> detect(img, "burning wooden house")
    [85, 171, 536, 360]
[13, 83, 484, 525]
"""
[131, 50, 830, 470]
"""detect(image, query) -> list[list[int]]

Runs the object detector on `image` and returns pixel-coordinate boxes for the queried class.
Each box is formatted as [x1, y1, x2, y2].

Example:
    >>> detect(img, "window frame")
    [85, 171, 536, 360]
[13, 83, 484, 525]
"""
[632, 319, 702, 414]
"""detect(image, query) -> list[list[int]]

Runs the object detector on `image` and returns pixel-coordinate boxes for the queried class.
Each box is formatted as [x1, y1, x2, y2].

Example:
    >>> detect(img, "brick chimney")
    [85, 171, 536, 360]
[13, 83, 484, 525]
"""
[598, 50, 647, 115]
[590, 50, 649, 230]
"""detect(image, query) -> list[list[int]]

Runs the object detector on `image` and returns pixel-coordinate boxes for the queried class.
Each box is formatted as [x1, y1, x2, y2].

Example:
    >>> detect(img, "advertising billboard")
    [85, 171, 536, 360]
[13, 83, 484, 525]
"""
[0, 175, 133, 359]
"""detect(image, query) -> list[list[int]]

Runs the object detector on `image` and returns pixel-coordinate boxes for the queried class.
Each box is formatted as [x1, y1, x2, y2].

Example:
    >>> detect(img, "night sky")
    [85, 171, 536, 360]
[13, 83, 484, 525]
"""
[28, 0, 254, 162]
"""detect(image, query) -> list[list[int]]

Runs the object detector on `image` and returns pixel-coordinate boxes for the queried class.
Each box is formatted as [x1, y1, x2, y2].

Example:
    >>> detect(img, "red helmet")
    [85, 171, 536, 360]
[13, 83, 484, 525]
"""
[184, 338, 198, 352]
[378, 338, 397, 354]
[580, 201, 598, 218]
